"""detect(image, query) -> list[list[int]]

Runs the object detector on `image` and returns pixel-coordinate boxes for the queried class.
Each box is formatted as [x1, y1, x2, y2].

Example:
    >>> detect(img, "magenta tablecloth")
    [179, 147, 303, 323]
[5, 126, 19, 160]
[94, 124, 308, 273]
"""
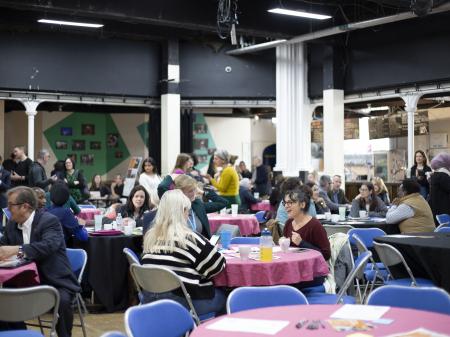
[78, 208, 102, 221]
[250, 201, 273, 212]
[208, 214, 260, 236]
[0, 262, 40, 286]
[213, 249, 329, 287]
[192, 304, 450, 337]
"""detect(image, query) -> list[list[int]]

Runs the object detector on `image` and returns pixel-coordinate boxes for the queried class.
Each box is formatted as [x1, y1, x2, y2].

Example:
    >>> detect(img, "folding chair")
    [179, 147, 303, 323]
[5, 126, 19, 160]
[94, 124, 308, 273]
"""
[367, 285, 450, 315]
[230, 236, 260, 244]
[435, 225, 450, 233]
[125, 300, 195, 337]
[130, 264, 214, 325]
[226, 285, 308, 314]
[348, 227, 387, 270]
[100, 332, 127, 337]
[306, 251, 372, 304]
[436, 214, 450, 226]
[123, 248, 143, 303]
[0, 286, 60, 337]
[323, 224, 354, 237]
[373, 242, 435, 287]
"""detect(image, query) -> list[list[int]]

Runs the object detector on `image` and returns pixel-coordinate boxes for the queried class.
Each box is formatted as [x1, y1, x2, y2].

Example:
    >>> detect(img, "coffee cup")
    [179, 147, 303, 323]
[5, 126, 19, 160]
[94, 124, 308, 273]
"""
[239, 246, 251, 260]
[231, 204, 238, 216]
[279, 237, 290, 253]
[359, 210, 368, 219]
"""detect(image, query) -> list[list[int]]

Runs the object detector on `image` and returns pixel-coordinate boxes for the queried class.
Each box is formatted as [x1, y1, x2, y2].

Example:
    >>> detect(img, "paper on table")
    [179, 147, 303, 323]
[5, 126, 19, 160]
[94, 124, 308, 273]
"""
[383, 328, 450, 337]
[206, 317, 290, 335]
[330, 305, 390, 321]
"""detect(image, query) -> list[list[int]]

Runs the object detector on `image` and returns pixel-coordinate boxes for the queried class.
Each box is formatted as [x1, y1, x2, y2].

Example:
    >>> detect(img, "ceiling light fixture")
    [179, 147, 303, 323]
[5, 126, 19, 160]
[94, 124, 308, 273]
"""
[268, 8, 331, 20]
[38, 19, 104, 28]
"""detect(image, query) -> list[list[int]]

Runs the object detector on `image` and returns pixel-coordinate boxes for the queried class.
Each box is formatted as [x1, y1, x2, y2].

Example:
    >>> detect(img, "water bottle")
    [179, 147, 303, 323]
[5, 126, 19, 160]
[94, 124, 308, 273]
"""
[260, 228, 273, 262]
[116, 213, 123, 231]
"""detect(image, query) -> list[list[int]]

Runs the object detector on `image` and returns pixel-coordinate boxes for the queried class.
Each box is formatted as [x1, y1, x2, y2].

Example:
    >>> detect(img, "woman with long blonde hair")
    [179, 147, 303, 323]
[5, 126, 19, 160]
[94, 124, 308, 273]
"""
[372, 176, 390, 205]
[142, 189, 226, 316]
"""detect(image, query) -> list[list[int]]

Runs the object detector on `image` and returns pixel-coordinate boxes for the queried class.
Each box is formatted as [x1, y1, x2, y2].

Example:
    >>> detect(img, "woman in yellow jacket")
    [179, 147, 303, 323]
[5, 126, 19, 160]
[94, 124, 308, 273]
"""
[205, 149, 241, 207]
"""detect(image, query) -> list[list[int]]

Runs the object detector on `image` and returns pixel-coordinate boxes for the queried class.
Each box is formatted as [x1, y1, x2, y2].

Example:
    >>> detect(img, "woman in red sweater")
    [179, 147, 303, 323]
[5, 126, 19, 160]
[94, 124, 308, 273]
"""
[283, 188, 331, 261]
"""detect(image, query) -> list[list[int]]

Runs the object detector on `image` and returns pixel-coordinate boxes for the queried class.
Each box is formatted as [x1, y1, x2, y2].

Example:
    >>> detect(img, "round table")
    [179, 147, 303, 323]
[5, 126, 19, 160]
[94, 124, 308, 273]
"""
[213, 248, 329, 287]
[250, 201, 273, 212]
[208, 214, 260, 236]
[374, 232, 450, 292]
[320, 218, 400, 234]
[191, 304, 450, 337]
[0, 261, 40, 287]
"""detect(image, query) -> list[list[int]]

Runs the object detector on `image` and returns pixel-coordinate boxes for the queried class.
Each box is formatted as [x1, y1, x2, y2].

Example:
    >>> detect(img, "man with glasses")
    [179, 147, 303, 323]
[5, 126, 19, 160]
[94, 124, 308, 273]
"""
[0, 186, 79, 337]
[328, 175, 349, 205]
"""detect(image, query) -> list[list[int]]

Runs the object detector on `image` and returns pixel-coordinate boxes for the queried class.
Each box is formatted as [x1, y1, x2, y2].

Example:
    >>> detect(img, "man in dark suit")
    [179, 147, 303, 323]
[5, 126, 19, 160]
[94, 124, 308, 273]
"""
[328, 175, 349, 205]
[0, 155, 12, 209]
[0, 186, 79, 337]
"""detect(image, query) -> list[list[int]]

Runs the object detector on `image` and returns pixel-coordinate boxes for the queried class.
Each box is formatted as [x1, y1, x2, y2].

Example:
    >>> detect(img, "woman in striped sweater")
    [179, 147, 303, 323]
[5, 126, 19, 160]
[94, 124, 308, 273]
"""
[141, 189, 226, 316]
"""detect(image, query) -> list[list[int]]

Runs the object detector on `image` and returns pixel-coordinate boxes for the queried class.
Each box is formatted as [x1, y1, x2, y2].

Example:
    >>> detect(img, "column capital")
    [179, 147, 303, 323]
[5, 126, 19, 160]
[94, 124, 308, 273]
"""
[21, 100, 41, 115]
[401, 93, 422, 113]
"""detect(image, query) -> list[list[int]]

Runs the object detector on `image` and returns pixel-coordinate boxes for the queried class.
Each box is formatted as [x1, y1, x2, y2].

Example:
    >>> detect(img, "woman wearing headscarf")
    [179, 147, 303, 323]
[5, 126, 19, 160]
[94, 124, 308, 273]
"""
[429, 152, 450, 224]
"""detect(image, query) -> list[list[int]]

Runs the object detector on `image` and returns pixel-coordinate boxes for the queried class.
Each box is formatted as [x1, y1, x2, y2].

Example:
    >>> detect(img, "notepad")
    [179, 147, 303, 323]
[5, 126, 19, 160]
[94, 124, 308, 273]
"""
[330, 305, 390, 321]
[206, 317, 289, 335]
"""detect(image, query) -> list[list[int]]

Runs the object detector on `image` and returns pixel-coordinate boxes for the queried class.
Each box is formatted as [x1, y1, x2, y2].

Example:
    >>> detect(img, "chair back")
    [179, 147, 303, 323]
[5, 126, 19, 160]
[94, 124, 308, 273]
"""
[324, 224, 354, 237]
[130, 264, 200, 324]
[335, 251, 372, 303]
[436, 214, 450, 226]
[255, 211, 267, 223]
[230, 236, 260, 245]
[125, 300, 195, 337]
[435, 226, 450, 233]
[226, 285, 308, 314]
[0, 286, 60, 336]
[100, 332, 127, 337]
[373, 242, 417, 285]
[348, 228, 386, 248]
[66, 248, 88, 283]
[123, 248, 141, 265]
[367, 285, 450, 315]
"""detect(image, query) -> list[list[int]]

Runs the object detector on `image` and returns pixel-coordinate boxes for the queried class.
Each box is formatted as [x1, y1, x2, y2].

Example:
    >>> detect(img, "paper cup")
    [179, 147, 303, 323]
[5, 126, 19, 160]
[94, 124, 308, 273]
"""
[123, 225, 133, 235]
[103, 223, 113, 230]
[359, 210, 368, 218]
[231, 204, 238, 216]
[239, 246, 251, 260]
[254, 192, 260, 199]
[279, 237, 290, 253]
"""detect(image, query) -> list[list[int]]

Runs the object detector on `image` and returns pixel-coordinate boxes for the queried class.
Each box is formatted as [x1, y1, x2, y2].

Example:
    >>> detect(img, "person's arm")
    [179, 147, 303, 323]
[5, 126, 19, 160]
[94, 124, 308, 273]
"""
[193, 236, 226, 279]
[307, 199, 318, 217]
[202, 189, 228, 213]
[369, 197, 388, 217]
[0, 171, 11, 192]
[210, 168, 233, 193]
[350, 199, 360, 217]
[31, 166, 53, 189]
[61, 209, 88, 242]
[320, 191, 339, 211]
[68, 196, 81, 215]
[386, 204, 414, 224]
[157, 175, 174, 199]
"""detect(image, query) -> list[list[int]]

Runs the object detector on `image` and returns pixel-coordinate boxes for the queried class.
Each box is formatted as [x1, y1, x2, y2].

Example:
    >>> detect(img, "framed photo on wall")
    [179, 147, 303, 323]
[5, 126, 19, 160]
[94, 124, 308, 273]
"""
[80, 154, 94, 166]
[60, 127, 72, 136]
[81, 124, 95, 135]
[90, 141, 101, 150]
[55, 141, 68, 150]
[107, 133, 119, 148]
[72, 140, 85, 151]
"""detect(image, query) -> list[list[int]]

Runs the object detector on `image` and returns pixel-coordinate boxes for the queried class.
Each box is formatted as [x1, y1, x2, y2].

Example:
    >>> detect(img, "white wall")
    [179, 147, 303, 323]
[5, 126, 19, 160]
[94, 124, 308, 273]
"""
[250, 118, 276, 162]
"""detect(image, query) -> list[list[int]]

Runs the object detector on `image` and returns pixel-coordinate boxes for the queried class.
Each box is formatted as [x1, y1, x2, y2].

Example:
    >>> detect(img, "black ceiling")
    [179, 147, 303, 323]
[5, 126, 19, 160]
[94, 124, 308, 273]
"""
[0, 0, 445, 41]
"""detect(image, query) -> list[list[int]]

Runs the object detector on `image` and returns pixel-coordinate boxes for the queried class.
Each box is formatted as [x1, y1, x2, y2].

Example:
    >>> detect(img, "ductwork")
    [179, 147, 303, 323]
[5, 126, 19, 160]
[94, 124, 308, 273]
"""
[227, 2, 450, 55]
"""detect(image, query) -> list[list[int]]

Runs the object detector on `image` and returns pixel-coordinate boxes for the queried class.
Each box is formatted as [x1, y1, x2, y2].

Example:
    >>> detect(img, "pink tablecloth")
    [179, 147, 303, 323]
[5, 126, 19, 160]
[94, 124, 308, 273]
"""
[213, 249, 329, 287]
[250, 201, 273, 212]
[192, 304, 450, 337]
[0, 262, 40, 286]
[208, 214, 260, 236]
[78, 208, 102, 221]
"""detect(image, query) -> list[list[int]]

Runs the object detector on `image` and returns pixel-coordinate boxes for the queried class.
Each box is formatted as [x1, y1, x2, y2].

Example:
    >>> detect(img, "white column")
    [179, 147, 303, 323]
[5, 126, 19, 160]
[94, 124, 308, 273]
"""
[161, 64, 180, 175]
[323, 89, 344, 178]
[22, 100, 40, 160]
[401, 94, 421, 172]
[274, 43, 312, 177]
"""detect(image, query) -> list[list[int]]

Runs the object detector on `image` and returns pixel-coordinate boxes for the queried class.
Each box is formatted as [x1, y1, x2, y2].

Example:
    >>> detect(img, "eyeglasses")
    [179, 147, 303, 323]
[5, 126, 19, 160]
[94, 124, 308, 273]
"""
[359, 188, 369, 192]
[8, 202, 24, 208]
[282, 200, 296, 207]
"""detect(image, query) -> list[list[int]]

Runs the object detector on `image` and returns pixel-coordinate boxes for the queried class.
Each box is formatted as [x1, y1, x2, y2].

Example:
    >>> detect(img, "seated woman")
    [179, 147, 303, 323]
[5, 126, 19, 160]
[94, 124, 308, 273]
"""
[90, 174, 111, 197]
[372, 176, 390, 205]
[141, 189, 226, 316]
[157, 174, 227, 238]
[239, 178, 260, 213]
[283, 188, 331, 261]
[117, 185, 152, 227]
[350, 182, 388, 218]
[172, 153, 193, 174]
[47, 182, 88, 246]
[306, 182, 330, 214]
[110, 174, 125, 200]
[386, 179, 435, 233]
[32, 187, 47, 210]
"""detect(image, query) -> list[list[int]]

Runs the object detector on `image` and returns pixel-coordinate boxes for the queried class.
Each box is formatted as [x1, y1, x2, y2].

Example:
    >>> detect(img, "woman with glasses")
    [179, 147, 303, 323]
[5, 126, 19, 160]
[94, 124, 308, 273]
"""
[282, 189, 330, 261]
[141, 189, 226, 316]
[350, 182, 387, 218]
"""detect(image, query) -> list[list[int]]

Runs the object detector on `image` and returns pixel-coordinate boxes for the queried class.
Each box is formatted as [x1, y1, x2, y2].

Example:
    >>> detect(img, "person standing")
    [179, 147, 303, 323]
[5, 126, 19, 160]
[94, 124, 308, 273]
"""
[10, 146, 33, 187]
[410, 150, 432, 199]
[252, 156, 271, 197]
[429, 152, 450, 224]
[238, 161, 252, 179]
[0, 155, 11, 209]
[28, 149, 57, 192]
[139, 157, 161, 200]
[64, 157, 88, 203]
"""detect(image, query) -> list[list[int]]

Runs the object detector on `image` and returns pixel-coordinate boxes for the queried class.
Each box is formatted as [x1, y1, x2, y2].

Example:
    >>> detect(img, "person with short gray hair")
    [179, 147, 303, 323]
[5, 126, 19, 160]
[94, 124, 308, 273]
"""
[318, 174, 339, 212]
[28, 148, 57, 191]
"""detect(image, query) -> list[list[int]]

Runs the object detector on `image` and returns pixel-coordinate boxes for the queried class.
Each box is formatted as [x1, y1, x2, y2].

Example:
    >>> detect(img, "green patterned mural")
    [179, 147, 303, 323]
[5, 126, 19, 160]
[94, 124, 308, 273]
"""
[137, 122, 148, 148]
[44, 112, 130, 180]
[192, 113, 216, 170]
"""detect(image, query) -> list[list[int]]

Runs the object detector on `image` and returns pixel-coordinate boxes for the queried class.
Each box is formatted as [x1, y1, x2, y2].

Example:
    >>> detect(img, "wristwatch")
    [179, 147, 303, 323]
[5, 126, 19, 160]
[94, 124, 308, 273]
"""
[17, 246, 24, 259]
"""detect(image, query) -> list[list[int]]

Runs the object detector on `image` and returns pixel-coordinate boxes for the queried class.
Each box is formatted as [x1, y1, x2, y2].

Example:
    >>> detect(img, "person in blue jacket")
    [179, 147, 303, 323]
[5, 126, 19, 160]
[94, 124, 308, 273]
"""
[47, 182, 88, 247]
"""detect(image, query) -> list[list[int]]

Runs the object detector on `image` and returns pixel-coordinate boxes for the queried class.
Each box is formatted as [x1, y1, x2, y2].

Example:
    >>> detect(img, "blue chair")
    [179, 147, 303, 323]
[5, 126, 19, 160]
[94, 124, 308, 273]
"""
[0, 286, 59, 337]
[255, 211, 267, 223]
[373, 242, 435, 287]
[306, 251, 372, 304]
[100, 332, 127, 337]
[230, 236, 260, 244]
[227, 285, 308, 314]
[348, 227, 387, 270]
[367, 285, 450, 315]
[123, 248, 143, 303]
[125, 300, 195, 337]
[66, 248, 88, 337]
[436, 226, 450, 233]
[436, 214, 450, 226]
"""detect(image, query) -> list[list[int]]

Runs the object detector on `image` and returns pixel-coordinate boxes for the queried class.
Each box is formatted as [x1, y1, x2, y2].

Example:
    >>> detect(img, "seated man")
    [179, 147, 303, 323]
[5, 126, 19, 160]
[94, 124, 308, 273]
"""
[386, 179, 435, 233]
[239, 178, 260, 213]
[318, 175, 340, 213]
[328, 175, 349, 205]
[0, 186, 80, 337]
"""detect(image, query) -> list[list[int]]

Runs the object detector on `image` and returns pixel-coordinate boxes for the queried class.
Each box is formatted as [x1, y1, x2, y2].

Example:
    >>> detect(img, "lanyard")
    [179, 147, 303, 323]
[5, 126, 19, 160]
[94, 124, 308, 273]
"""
[188, 210, 197, 230]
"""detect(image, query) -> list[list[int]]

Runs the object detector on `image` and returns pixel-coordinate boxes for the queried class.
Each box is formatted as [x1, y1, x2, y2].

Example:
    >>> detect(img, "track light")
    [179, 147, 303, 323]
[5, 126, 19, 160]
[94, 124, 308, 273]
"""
[38, 19, 104, 28]
[268, 8, 331, 20]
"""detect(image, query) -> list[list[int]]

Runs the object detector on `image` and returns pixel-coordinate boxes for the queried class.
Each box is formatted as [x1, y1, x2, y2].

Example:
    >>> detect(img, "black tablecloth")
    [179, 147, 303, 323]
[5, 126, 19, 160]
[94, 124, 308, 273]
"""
[321, 219, 400, 235]
[75, 234, 143, 312]
[375, 232, 450, 292]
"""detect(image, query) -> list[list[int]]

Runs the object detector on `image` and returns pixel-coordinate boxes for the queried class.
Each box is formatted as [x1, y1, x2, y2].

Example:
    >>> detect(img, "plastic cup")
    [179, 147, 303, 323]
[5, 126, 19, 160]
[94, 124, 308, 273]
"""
[220, 230, 232, 249]
[339, 206, 346, 221]
[123, 225, 133, 235]
[279, 237, 290, 253]
[359, 210, 368, 219]
[220, 208, 227, 215]
[239, 246, 251, 260]
[231, 204, 238, 216]
[94, 214, 103, 231]
[254, 192, 260, 199]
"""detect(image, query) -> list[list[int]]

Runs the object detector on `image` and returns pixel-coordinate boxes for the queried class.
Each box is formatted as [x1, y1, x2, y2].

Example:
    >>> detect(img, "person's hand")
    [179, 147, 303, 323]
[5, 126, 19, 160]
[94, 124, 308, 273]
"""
[0, 246, 20, 261]
[10, 171, 21, 181]
[51, 175, 58, 182]
[202, 174, 212, 181]
[317, 197, 325, 203]
[291, 232, 302, 246]
[354, 194, 362, 200]
[196, 187, 204, 196]
[78, 218, 86, 226]
[74, 180, 79, 185]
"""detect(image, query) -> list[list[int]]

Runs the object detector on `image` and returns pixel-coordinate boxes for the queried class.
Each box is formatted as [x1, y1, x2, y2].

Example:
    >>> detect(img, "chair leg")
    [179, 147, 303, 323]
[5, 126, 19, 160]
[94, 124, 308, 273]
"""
[37, 316, 44, 334]
[76, 295, 88, 337]
[78, 293, 88, 315]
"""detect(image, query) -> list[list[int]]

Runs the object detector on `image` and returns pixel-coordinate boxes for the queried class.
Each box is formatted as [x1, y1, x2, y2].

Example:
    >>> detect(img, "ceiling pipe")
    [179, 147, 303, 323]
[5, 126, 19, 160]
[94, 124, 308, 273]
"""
[227, 2, 450, 55]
